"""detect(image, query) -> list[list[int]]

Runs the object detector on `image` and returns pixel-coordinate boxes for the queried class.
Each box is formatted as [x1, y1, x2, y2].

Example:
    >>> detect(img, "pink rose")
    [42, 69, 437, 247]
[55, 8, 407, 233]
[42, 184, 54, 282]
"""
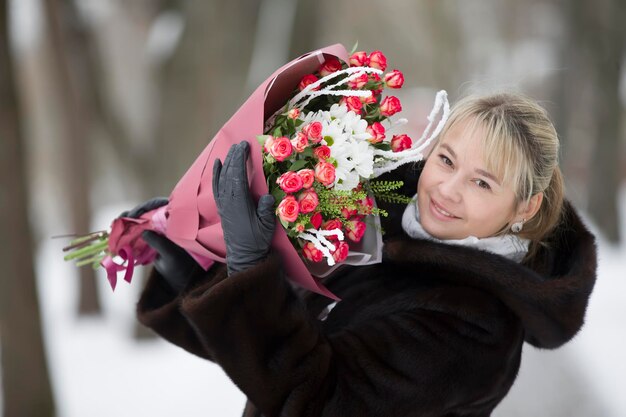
[368, 50, 388, 71]
[288, 108, 301, 119]
[369, 73, 383, 95]
[366, 122, 386, 143]
[391, 134, 412, 152]
[291, 132, 309, 153]
[341, 207, 357, 219]
[302, 242, 324, 263]
[276, 171, 303, 193]
[315, 161, 336, 186]
[345, 219, 367, 242]
[322, 219, 343, 241]
[319, 57, 343, 77]
[349, 51, 369, 67]
[277, 195, 299, 223]
[361, 93, 377, 105]
[384, 69, 404, 89]
[357, 195, 375, 215]
[263, 136, 275, 154]
[297, 169, 315, 188]
[379, 96, 402, 117]
[303, 121, 323, 142]
[295, 223, 305, 233]
[297, 189, 319, 214]
[268, 136, 293, 161]
[313, 145, 331, 161]
[332, 241, 350, 263]
[299, 74, 320, 91]
[341, 96, 363, 114]
[310, 212, 323, 229]
[348, 73, 369, 89]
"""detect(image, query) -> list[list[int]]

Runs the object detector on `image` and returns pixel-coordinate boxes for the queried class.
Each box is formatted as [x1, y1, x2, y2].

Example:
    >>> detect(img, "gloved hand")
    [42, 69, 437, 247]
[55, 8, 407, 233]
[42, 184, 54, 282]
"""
[119, 197, 169, 219]
[120, 197, 199, 293]
[212, 141, 276, 276]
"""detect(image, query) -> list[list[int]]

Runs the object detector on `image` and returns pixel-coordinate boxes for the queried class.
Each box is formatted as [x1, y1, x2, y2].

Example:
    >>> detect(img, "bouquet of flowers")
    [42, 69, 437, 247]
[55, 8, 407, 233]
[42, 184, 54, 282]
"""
[63, 44, 449, 300]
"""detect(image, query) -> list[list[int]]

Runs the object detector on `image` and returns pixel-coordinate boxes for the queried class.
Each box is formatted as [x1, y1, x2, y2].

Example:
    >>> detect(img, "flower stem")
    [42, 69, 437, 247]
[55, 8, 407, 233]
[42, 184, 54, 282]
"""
[64, 240, 108, 262]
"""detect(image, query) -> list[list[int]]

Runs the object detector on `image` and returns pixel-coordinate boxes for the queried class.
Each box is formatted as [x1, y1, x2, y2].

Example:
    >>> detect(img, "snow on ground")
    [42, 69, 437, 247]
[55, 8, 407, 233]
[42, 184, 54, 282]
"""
[37, 192, 626, 417]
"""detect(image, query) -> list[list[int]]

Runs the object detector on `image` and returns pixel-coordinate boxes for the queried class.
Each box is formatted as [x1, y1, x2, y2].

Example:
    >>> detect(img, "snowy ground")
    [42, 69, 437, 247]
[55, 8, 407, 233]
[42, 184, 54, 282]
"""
[36, 192, 626, 417]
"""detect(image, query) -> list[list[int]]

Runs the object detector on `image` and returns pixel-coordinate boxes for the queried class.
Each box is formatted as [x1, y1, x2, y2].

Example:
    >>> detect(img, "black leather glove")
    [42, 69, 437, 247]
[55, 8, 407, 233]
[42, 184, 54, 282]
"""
[212, 141, 276, 276]
[119, 198, 199, 293]
[141, 230, 200, 293]
[119, 197, 169, 219]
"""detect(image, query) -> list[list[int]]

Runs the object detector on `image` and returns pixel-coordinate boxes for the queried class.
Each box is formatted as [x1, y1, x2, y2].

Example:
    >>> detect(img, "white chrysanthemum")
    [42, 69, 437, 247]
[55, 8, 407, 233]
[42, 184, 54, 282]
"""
[351, 140, 374, 178]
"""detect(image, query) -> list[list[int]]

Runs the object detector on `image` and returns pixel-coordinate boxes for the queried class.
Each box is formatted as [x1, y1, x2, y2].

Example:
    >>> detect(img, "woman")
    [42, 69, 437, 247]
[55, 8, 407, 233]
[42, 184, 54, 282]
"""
[133, 93, 597, 417]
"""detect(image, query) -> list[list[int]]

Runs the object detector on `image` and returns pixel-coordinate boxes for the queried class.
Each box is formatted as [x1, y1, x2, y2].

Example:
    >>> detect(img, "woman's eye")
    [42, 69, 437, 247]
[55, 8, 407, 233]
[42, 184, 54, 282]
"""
[439, 155, 453, 166]
[475, 179, 491, 190]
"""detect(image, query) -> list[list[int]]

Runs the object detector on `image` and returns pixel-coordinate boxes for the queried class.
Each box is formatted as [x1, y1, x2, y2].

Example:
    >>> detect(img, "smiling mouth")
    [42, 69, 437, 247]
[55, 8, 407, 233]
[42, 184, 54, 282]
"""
[430, 199, 460, 219]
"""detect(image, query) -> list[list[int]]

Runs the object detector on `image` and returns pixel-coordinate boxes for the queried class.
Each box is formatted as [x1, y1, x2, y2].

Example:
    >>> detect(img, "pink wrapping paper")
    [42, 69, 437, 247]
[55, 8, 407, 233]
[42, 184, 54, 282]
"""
[162, 44, 349, 300]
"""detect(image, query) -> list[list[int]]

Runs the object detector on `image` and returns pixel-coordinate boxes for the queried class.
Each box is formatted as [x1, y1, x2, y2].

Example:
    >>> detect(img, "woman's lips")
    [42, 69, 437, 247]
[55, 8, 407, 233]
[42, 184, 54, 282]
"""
[429, 199, 459, 221]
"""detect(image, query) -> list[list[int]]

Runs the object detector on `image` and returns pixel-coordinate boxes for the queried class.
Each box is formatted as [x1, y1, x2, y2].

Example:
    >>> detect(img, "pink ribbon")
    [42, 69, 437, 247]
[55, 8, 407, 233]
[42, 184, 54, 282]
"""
[101, 245, 135, 291]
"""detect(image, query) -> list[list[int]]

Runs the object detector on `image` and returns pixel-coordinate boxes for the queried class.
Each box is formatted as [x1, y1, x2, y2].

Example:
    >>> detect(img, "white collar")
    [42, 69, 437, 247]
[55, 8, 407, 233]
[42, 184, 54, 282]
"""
[401, 195, 530, 263]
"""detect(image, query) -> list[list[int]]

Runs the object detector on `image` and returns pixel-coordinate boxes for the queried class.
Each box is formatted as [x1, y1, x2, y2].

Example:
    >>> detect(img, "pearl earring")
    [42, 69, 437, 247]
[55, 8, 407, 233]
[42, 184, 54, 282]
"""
[511, 219, 525, 233]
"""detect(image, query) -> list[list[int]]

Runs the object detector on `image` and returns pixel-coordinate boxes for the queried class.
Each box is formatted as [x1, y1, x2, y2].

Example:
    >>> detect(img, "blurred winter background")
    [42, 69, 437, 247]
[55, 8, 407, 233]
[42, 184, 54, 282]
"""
[1, 0, 624, 416]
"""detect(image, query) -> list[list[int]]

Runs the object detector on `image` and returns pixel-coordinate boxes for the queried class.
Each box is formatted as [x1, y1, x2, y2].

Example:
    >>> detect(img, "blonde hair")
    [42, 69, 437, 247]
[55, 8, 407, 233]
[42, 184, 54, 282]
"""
[433, 92, 564, 254]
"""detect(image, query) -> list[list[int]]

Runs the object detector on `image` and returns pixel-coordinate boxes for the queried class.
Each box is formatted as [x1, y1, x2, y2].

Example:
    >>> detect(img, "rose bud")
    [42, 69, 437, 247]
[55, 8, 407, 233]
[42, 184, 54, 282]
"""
[268, 136, 293, 161]
[332, 241, 350, 263]
[315, 161, 336, 187]
[345, 219, 367, 242]
[291, 131, 309, 153]
[313, 145, 331, 161]
[295, 223, 305, 233]
[368, 50, 388, 71]
[277, 195, 299, 223]
[384, 69, 404, 89]
[302, 241, 324, 263]
[299, 74, 320, 91]
[288, 108, 301, 119]
[366, 122, 386, 143]
[310, 212, 323, 229]
[303, 121, 323, 142]
[322, 218, 343, 241]
[297, 168, 315, 188]
[341, 207, 358, 219]
[379, 96, 402, 117]
[341, 96, 363, 114]
[297, 188, 319, 214]
[369, 73, 383, 95]
[361, 93, 377, 105]
[391, 134, 412, 152]
[348, 73, 369, 89]
[349, 51, 369, 67]
[319, 57, 343, 77]
[263, 135, 275, 154]
[276, 171, 304, 193]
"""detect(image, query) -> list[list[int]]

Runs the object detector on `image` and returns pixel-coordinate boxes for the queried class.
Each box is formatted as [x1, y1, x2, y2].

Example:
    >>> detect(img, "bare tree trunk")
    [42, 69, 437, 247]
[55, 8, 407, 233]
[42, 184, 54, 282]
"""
[0, 1, 57, 414]
[42, 0, 102, 314]
[583, 0, 625, 243]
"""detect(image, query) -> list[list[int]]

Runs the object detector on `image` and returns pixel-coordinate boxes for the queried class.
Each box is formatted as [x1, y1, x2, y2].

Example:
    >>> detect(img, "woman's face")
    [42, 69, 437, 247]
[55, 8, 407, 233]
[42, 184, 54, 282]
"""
[417, 117, 519, 240]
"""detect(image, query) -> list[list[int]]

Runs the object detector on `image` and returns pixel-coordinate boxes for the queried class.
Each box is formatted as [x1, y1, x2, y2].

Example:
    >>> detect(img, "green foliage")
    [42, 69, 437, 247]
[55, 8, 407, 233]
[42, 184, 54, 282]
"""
[368, 180, 413, 205]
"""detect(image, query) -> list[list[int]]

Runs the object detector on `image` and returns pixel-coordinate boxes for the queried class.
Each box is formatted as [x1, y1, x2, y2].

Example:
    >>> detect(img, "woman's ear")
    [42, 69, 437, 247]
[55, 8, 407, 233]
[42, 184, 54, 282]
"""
[515, 192, 543, 221]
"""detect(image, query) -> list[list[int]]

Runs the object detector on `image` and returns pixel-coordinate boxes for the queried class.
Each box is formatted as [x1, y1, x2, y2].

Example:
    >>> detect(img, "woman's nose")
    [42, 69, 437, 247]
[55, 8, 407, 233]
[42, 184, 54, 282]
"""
[438, 174, 462, 203]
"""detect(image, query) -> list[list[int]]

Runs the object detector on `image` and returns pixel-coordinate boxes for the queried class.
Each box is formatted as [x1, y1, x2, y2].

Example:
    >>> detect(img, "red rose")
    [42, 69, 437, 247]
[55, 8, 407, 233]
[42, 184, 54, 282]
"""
[313, 145, 331, 161]
[291, 131, 309, 153]
[369, 73, 383, 95]
[332, 241, 350, 263]
[357, 195, 375, 215]
[366, 122, 386, 143]
[303, 121, 323, 142]
[297, 168, 315, 188]
[345, 219, 367, 242]
[268, 136, 293, 161]
[379, 96, 402, 117]
[323, 219, 343, 241]
[319, 57, 343, 77]
[299, 74, 320, 91]
[341, 96, 363, 114]
[349, 51, 369, 67]
[288, 108, 301, 119]
[276, 171, 303, 193]
[348, 73, 369, 89]
[297, 189, 319, 214]
[391, 134, 412, 152]
[384, 69, 404, 89]
[341, 207, 358, 219]
[361, 93, 377, 105]
[368, 50, 388, 71]
[277, 195, 299, 223]
[315, 161, 336, 186]
[302, 242, 324, 263]
[310, 212, 323, 229]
